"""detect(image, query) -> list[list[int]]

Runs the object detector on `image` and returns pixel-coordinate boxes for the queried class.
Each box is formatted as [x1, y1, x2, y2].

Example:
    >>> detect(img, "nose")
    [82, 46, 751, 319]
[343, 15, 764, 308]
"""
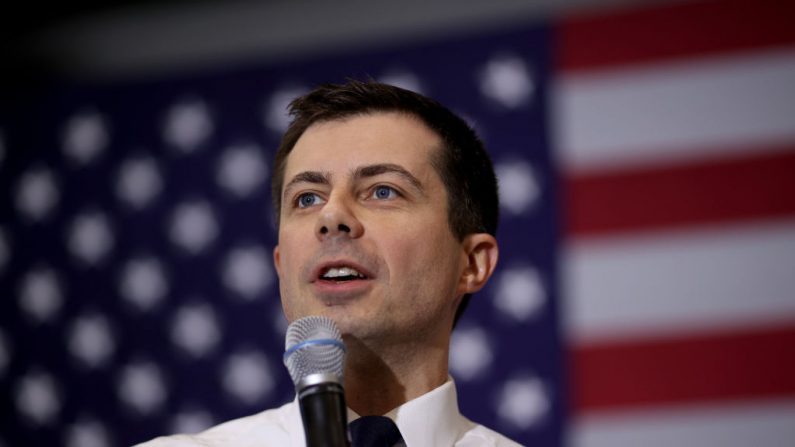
[315, 195, 364, 241]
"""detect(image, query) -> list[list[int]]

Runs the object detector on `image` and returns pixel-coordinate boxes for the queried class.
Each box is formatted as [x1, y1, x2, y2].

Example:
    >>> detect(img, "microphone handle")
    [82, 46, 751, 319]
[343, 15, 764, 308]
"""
[298, 382, 351, 447]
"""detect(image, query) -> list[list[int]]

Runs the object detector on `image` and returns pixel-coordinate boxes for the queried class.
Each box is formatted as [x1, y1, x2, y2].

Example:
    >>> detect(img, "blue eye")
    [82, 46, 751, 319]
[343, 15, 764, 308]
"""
[372, 186, 397, 200]
[297, 193, 324, 208]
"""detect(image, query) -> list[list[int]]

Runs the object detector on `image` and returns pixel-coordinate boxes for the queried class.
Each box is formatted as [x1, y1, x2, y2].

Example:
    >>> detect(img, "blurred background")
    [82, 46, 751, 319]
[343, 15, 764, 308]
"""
[1, 0, 794, 445]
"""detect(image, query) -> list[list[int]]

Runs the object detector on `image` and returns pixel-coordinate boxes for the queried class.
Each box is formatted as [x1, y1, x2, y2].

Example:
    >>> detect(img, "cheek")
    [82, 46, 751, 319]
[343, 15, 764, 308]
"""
[384, 227, 462, 290]
[276, 232, 303, 275]
[275, 233, 309, 315]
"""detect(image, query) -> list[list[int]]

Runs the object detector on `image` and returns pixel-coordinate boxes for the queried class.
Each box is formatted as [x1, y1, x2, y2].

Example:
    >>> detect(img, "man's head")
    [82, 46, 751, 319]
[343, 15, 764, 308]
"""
[271, 80, 499, 331]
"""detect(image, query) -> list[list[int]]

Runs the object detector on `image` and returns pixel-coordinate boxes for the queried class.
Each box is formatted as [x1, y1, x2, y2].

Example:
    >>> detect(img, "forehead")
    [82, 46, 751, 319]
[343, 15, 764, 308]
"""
[284, 112, 443, 177]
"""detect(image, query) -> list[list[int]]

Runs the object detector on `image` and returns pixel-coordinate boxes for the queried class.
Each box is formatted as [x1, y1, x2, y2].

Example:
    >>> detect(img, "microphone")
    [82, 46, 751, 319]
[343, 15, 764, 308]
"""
[284, 316, 350, 447]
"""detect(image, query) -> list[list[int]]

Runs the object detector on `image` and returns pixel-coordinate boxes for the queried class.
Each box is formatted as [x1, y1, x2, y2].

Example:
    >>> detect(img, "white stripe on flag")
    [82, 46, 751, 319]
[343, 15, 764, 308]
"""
[569, 399, 795, 447]
[554, 48, 795, 172]
[563, 219, 795, 343]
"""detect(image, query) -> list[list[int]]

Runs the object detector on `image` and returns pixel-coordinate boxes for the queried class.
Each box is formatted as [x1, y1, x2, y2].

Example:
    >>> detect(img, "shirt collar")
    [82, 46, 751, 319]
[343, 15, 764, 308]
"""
[288, 397, 305, 447]
[297, 378, 465, 447]
[387, 378, 465, 447]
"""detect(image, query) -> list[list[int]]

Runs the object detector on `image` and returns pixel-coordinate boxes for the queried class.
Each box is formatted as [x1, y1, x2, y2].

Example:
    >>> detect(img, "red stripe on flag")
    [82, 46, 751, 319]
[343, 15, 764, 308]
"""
[569, 323, 795, 413]
[564, 147, 795, 238]
[557, 0, 795, 71]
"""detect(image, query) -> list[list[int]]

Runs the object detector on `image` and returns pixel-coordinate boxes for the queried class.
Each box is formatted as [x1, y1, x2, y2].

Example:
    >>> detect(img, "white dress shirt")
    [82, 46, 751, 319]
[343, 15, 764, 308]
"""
[135, 379, 523, 447]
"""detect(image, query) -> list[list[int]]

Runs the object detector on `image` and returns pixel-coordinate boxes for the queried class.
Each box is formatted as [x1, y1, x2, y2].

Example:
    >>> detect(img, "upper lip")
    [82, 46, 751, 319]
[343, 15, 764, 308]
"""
[311, 259, 375, 282]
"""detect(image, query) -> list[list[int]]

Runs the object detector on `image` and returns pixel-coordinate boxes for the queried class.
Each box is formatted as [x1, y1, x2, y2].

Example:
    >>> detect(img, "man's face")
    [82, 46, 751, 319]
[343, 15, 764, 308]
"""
[273, 112, 469, 343]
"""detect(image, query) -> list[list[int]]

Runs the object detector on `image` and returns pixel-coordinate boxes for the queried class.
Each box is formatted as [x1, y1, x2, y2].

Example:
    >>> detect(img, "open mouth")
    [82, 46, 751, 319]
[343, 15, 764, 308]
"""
[319, 266, 369, 283]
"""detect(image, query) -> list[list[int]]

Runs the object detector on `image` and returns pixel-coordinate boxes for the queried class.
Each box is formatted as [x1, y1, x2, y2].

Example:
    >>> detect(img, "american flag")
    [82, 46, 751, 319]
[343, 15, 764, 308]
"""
[1, 0, 794, 446]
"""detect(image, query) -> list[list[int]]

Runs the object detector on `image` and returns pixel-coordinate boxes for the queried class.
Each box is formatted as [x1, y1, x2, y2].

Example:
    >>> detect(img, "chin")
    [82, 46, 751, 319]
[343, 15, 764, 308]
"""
[327, 316, 370, 340]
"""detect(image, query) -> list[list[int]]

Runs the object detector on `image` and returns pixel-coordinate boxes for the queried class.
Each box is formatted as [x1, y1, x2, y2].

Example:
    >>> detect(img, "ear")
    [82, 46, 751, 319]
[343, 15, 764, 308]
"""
[273, 245, 282, 277]
[458, 233, 499, 295]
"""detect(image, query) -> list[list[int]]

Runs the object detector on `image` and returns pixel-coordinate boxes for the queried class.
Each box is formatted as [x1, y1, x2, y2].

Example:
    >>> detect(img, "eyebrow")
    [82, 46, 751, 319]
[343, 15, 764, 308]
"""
[354, 163, 425, 195]
[282, 163, 426, 202]
[282, 170, 330, 201]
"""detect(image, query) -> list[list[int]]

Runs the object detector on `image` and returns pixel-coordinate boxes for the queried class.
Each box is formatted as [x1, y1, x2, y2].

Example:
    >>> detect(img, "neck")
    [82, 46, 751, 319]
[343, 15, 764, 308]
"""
[342, 331, 450, 416]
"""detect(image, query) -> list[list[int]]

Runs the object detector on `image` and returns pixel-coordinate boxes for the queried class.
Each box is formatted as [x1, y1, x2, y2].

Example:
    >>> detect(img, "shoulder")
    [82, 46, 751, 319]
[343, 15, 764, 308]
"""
[457, 419, 525, 447]
[133, 401, 295, 447]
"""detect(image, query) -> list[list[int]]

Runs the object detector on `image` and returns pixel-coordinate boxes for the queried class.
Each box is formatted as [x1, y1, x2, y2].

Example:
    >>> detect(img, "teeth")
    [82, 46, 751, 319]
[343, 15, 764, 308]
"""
[322, 267, 365, 279]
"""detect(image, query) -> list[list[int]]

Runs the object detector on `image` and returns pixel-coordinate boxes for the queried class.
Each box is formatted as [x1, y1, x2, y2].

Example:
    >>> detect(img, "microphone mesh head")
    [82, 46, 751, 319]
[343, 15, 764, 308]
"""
[284, 316, 345, 386]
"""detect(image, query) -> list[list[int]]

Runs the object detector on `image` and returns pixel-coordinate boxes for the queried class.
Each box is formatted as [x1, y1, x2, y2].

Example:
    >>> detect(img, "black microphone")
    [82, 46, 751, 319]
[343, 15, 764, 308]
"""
[284, 316, 350, 447]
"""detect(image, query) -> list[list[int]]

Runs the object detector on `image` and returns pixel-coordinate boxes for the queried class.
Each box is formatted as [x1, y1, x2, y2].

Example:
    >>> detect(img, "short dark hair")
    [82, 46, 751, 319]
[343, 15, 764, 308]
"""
[271, 80, 499, 325]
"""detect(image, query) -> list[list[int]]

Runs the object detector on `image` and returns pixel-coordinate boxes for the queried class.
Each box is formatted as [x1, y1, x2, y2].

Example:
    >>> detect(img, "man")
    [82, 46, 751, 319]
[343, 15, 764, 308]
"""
[138, 81, 521, 446]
